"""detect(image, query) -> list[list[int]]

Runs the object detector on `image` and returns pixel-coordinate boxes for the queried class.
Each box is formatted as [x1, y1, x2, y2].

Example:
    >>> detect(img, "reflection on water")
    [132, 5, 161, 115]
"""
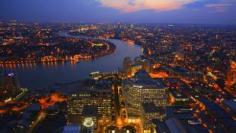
[1, 39, 142, 90]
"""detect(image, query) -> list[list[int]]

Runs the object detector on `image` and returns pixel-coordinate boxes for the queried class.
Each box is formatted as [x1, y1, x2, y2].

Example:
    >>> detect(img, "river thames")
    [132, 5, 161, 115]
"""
[1, 39, 142, 89]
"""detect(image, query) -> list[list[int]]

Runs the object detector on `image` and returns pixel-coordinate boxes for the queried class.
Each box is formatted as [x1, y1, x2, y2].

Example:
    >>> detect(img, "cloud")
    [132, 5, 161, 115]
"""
[206, 3, 231, 12]
[205, 0, 235, 12]
[97, 0, 197, 12]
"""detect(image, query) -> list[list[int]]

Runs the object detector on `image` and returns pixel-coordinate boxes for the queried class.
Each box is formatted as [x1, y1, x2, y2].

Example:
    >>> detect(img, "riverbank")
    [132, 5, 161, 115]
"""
[2, 39, 142, 90]
[0, 39, 116, 65]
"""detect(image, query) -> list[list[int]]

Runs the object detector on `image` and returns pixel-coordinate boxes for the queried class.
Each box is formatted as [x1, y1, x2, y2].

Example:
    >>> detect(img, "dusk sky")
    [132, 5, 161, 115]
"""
[0, 0, 236, 24]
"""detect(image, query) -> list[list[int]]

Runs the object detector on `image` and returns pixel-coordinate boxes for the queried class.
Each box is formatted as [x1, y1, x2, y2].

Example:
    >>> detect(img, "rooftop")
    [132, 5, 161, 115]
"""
[82, 105, 98, 117]
[127, 70, 166, 89]
[165, 118, 187, 133]
[143, 102, 164, 113]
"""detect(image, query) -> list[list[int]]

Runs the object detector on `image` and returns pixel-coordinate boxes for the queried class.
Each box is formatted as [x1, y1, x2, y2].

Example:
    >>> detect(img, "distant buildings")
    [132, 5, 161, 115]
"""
[1, 22, 236, 133]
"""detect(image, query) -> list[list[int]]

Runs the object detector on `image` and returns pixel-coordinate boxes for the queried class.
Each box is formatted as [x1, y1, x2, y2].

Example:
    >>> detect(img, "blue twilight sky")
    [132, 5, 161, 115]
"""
[0, 0, 236, 24]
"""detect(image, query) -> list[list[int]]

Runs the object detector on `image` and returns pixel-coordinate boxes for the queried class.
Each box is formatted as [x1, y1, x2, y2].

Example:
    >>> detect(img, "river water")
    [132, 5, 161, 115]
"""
[1, 37, 142, 89]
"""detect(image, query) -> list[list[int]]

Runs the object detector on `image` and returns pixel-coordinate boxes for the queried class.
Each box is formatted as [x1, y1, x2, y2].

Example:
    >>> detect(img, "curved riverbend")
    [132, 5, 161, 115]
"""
[2, 36, 142, 89]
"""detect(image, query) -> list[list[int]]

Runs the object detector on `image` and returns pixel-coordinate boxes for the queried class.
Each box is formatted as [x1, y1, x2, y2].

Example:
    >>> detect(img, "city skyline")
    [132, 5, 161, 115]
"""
[0, 0, 236, 24]
[0, 1, 236, 133]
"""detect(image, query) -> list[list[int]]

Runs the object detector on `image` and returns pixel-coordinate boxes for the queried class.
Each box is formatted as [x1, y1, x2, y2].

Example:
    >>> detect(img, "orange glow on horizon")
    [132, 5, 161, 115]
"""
[99, 0, 195, 12]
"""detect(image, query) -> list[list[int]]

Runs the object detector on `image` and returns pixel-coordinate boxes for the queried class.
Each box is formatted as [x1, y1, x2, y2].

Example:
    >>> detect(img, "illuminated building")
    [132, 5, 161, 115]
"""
[97, 83, 144, 133]
[126, 57, 152, 77]
[123, 71, 168, 107]
[90, 71, 103, 80]
[134, 57, 151, 73]
[225, 61, 236, 94]
[66, 89, 112, 131]
[168, 90, 190, 105]
[143, 103, 165, 121]
[121, 70, 167, 132]
[0, 72, 20, 102]
[123, 57, 133, 76]
[130, 64, 143, 77]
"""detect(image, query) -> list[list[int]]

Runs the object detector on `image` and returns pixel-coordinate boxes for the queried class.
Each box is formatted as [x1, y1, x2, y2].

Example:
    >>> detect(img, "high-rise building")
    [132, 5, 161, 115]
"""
[0, 73, 20, 101]
[97, 83, 144, 133]
[122, 70, 168, 132]
[66, 89, 112, 131]
[123, 70, 168, 108]
[134, 57, 152, 73]
[123, 57, 132, 76]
